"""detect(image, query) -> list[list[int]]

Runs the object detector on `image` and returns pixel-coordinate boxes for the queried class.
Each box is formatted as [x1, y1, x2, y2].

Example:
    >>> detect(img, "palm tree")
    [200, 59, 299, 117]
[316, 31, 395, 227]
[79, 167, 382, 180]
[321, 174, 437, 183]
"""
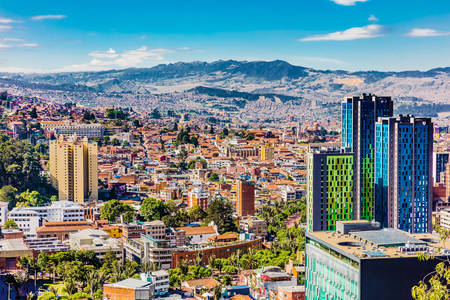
[208, 254, 217, 271]
[212, 284, 222, 300]
[141, 261, 152, 273]
[86, 269, 108, 298]
[179, 259, 189, 275]
[64, 278, 77, 296]
[17, 255, 39, 292]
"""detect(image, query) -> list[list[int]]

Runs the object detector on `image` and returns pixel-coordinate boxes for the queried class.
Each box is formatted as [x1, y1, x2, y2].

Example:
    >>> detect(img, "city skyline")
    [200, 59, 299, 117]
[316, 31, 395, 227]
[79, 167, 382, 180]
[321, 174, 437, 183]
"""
[0, 0, 448, 73]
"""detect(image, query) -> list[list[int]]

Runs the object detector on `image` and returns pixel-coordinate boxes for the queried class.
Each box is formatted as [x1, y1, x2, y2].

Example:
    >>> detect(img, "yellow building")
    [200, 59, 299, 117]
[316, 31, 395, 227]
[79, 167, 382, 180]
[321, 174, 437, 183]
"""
[260, 144, 274, 161]
[49, 134, 98, 203]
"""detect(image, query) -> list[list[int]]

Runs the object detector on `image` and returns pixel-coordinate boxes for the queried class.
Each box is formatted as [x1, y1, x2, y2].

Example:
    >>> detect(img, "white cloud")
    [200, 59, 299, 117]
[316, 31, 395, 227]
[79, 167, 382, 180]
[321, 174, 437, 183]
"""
[31, 15, 66, 21]
[59, 46, 174, 72]
[178, 46, 191, 51]
[405, 28, 450, 37]
[88, 48, 119, 58]
[300, 24, 384, 41]
[0, 17, 16, 24]
[330, 0, 367, 6]
[3, 38, 24, 42]
[21, 43, 39, 47]
[0, 43, 12, 49]
[0, 25, 12, 31]
[368, 14, 378, 22]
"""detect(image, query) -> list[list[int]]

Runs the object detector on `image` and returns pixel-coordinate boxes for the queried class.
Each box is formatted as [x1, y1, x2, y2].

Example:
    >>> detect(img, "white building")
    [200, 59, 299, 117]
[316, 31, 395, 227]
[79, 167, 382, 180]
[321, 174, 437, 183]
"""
[140, 270, 170, 296]
[68, 228, 122, 260]
[0, 202, 8, 225]
[440, 208, 450, 230]
[8, 201, 84, 237]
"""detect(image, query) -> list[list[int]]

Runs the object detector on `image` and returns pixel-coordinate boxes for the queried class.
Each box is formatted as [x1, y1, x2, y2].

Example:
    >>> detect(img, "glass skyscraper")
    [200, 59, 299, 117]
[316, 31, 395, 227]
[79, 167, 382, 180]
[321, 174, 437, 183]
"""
[341, 94, 393, 221]
[307, 148, 355, 232]
[375, 115, 433, 233]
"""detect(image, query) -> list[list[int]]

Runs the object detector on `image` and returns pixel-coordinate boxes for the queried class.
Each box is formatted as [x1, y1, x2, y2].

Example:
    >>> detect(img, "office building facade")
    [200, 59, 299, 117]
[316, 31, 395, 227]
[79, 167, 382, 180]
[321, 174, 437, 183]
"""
[236, 180, 255, 217]
[307, 148, 355, 232]
[49, 135, 98, 203]
[341, 94, 393, 221]
[375, 115, 433, 233]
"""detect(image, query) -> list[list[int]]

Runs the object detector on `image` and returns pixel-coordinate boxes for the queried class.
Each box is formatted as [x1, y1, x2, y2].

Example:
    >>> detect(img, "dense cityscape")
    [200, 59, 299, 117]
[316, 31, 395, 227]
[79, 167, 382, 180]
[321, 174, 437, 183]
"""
[0, 88, 448, 300]
[0, 0, 450, 299]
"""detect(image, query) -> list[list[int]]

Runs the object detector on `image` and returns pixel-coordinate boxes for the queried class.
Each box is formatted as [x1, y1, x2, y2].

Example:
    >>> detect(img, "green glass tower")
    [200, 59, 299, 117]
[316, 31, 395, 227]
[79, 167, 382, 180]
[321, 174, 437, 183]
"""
[307, 148, 355, 232]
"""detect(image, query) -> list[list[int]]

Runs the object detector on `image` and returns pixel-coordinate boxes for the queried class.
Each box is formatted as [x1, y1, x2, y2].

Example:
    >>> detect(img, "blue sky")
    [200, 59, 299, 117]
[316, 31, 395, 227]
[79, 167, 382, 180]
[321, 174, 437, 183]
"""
[0, 0, 449, 72]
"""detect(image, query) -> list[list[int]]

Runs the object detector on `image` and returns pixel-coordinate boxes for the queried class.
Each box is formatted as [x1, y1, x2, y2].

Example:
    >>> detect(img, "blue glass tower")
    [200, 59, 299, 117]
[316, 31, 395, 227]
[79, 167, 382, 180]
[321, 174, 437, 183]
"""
[341, 94, 393, 221]
[375, 115, 433, 233]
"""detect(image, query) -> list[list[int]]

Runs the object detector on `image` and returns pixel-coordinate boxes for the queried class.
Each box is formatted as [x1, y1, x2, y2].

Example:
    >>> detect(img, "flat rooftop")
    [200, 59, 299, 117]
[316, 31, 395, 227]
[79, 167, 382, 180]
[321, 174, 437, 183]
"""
[307, 229, 443, 261]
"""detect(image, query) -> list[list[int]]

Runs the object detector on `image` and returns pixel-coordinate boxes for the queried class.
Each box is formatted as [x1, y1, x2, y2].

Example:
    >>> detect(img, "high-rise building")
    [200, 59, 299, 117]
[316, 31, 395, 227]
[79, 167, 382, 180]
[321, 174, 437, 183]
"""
[306, 220, 445, 300]
[433, 152, 449, 184]
[260, 143, 274, 161]
[341, 94, 393, 221]
[49, 135, 98, 203]
[307, 148, 355, 232]
[446, 163, 450, 202]
[236, 180, 255, 217]
[375, 115, 433, 233]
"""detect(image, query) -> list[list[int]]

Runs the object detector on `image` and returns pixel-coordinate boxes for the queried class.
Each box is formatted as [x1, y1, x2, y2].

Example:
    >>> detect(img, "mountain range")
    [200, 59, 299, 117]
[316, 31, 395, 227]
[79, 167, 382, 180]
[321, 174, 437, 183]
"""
[0, 60, 449, 119]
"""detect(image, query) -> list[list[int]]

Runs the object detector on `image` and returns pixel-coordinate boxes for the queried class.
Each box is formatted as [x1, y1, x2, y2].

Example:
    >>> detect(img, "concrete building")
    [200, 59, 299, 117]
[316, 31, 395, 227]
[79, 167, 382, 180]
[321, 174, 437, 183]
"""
[341, 94, 393, 221]
[187, 185, 210, 211]
[239, 216, 267, 237]
[103, 278, 155, 300]
[177, 226, 217, 246]
[277, 286, 305, 300]
[440, 208, 450, 230]
[68, 228, 122, 260]
[236, 180, 255, 217]
[261, 144, 274, 161]
[143, 220, 166, 241]
[49, 134, 98, 203]
[307, 147, 355, 232]
[8, 201, 85, 237]
[306, 220, 444, 300]
[36, 220, 94, 241]
[41, 121, 104, 138]
[375, 115, 433, 233]
[140, 270, 169, 296]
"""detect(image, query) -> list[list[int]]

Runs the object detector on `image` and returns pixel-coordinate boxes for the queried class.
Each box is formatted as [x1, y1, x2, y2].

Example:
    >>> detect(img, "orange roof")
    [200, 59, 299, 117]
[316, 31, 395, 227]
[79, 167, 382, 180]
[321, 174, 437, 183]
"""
[184, 278, 221, 290]
[177, 226, 217, 236]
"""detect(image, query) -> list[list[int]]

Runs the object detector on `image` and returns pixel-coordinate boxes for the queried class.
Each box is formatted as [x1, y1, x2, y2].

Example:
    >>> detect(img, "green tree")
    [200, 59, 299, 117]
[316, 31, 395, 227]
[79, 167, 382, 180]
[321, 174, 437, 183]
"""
[38, 292, 56, 300]
[0, 185, 18, 210]
[30, 107, 38, 118]
[206, 198, 237, 234]
[4, 219, 18, 229]
[208, 173, 220, 182]
[17, 189, 46, 207]
[140, 198, 169, 221]
[188, 205, 207, 222]
[412, 225, 450, 299]
[100, 199, 133, 223]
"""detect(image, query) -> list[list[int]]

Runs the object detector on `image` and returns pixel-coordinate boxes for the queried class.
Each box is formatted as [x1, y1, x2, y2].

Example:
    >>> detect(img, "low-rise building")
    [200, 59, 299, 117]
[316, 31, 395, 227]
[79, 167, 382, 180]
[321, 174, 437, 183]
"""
[177, 225, 217, 246]
[103, 278, 154, 300]
[240, 216, 267, 237]
[8, 201, 85, 237]
[36, 220, 95, 241]
[0, 238, 33, 272]
[68, 228, 122, 260]
[0, 202, 8, 225]
[277, 286, 305, 300]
